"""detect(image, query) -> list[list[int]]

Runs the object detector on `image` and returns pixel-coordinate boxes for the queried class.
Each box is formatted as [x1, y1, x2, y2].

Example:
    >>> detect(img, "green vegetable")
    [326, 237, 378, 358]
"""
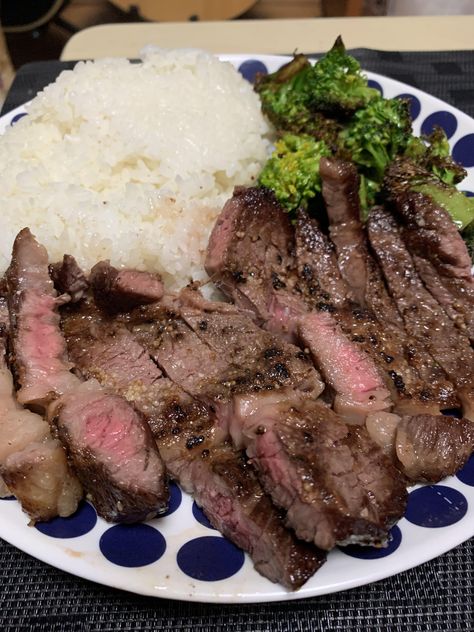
[339, 96, 412, 182]
[254, 36, 378, 140]
[405, 126, 466, 186]
[258, 134, 331, 210]
[412, 183, 474, 231]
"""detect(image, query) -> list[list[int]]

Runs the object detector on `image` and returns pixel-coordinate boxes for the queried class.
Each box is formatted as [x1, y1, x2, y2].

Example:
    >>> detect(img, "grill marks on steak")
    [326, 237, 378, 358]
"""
[130, 289, 407, 550]
[367, 207, 474, 421]
[61, 299, 325, 589]
[0, 334, 82, 520]
[207, 187, 393, 423]
[6, 228, 79, 407]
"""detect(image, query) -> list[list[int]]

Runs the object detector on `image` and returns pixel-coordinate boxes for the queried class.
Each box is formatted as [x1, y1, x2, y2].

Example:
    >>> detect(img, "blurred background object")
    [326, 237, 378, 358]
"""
[0, 22, 14, 106]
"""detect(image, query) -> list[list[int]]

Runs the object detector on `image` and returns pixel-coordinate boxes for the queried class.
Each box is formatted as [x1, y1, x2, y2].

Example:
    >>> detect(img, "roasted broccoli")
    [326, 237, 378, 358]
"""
[258, 134, 331, 211]
[338, 96, 412, 182]
[255, 37, 378, 138]
[404, 126, 466, 186]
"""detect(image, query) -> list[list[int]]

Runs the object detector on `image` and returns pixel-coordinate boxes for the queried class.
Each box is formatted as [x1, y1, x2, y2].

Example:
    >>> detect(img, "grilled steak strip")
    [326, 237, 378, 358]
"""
[0, 334, 82, 520]
[90, 260, 164, 312]
[385, 159, 474, 342]
[5, 228, 79, 407]
[61, 299, 325, 589]
[318, 158, 458, 411]
[133, 291, 407, 551]
[367, 207, 474, 421]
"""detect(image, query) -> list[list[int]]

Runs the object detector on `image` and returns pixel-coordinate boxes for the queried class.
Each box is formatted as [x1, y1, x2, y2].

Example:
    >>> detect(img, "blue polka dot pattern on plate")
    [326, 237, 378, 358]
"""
[457, 454, 474, 487]
[192, 502, 216, 530]
[463, 190, 474, 197]
[100, 524, 166, 567]
[161, 481, 182, 518]
[35, 501, 97, 538]
[405, 485, 467, 528]
[238, 60, 268, 83]
[339, 525, 402, 560]
[368, 79, 383, 95]
[396, 93, 421, 121]
[177, 536, 245, 581]
[421, 110, 458, 138]
[0, 495, 16, 501]
[453, 133, 474, 168]
[10, 112, 27, 126]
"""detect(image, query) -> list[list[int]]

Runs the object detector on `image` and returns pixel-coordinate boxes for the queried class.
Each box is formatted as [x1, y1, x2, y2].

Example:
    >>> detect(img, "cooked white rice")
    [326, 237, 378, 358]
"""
[0, 49, 273, 288]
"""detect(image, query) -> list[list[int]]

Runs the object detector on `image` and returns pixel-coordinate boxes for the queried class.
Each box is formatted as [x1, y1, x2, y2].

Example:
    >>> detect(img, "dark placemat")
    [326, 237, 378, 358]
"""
[1, 49, 474, 632]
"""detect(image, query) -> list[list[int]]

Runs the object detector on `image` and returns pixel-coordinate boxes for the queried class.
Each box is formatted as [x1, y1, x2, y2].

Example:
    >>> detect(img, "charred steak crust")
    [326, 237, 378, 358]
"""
[60, 298, 324, 589]
[49, 254, 89, 303]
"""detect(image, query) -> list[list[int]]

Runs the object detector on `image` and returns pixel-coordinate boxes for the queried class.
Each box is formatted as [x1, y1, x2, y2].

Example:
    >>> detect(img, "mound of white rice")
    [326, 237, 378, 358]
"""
[0, 49, 273, 288]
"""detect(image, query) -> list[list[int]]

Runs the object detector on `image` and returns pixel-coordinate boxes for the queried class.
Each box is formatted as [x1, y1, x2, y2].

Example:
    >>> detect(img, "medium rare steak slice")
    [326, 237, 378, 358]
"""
[318, 158, 457, 411]
[49, 379, 168, 523]
[388, 184, 474, 342]
[140, 291, 407, 550]
[368, 207, 474, 421]
[61, 300, 324, 589]
[5, 228, 78, 407]
[90, 260, 164, 312]
[205, 186, 295, 325]
[297, 311, 391, 423]
[0, 335, 82, 521]
[231, 394, 407, 550]
[49, 255, 89, 303]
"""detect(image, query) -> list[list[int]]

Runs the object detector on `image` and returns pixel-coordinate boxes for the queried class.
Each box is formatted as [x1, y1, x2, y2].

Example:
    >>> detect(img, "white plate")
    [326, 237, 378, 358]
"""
[0, 54, 473, 604]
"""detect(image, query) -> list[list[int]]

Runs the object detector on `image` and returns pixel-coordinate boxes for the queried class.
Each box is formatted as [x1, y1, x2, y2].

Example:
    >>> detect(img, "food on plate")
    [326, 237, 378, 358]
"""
[255, 38, 474, 253]
[0, 49, 272, 289]
[3, 228, 169, 523]
[0, 43, 474, 593]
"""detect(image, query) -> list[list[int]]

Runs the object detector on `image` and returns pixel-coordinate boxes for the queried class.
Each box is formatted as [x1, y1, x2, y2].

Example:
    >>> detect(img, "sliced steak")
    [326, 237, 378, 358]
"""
[0, 335, 82, 520]
[388, 185, 474, 342]
[318, 158, 457, 411]
[135, 291, 407, 550]
[319, 157, 368, 306]
[206, 188, 394, 423]
[231, 394, 407, 550]
[49, 254, 89, 303]
[5, 228, 79, 407]
[49, 379, 168, 523]
[367, 207, 474, 421]
[61, 299, 325, 589]
[90, 260, 164, 312]
[205, 186, 295, 325]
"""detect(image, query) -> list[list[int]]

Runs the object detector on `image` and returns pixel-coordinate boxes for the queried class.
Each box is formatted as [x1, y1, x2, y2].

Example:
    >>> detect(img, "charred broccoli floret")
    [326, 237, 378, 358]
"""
[258, 134, 331, 211]
[255, 37, 378, 137]
[339, 96, 412, 181]
[404, 126, 466, 186]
